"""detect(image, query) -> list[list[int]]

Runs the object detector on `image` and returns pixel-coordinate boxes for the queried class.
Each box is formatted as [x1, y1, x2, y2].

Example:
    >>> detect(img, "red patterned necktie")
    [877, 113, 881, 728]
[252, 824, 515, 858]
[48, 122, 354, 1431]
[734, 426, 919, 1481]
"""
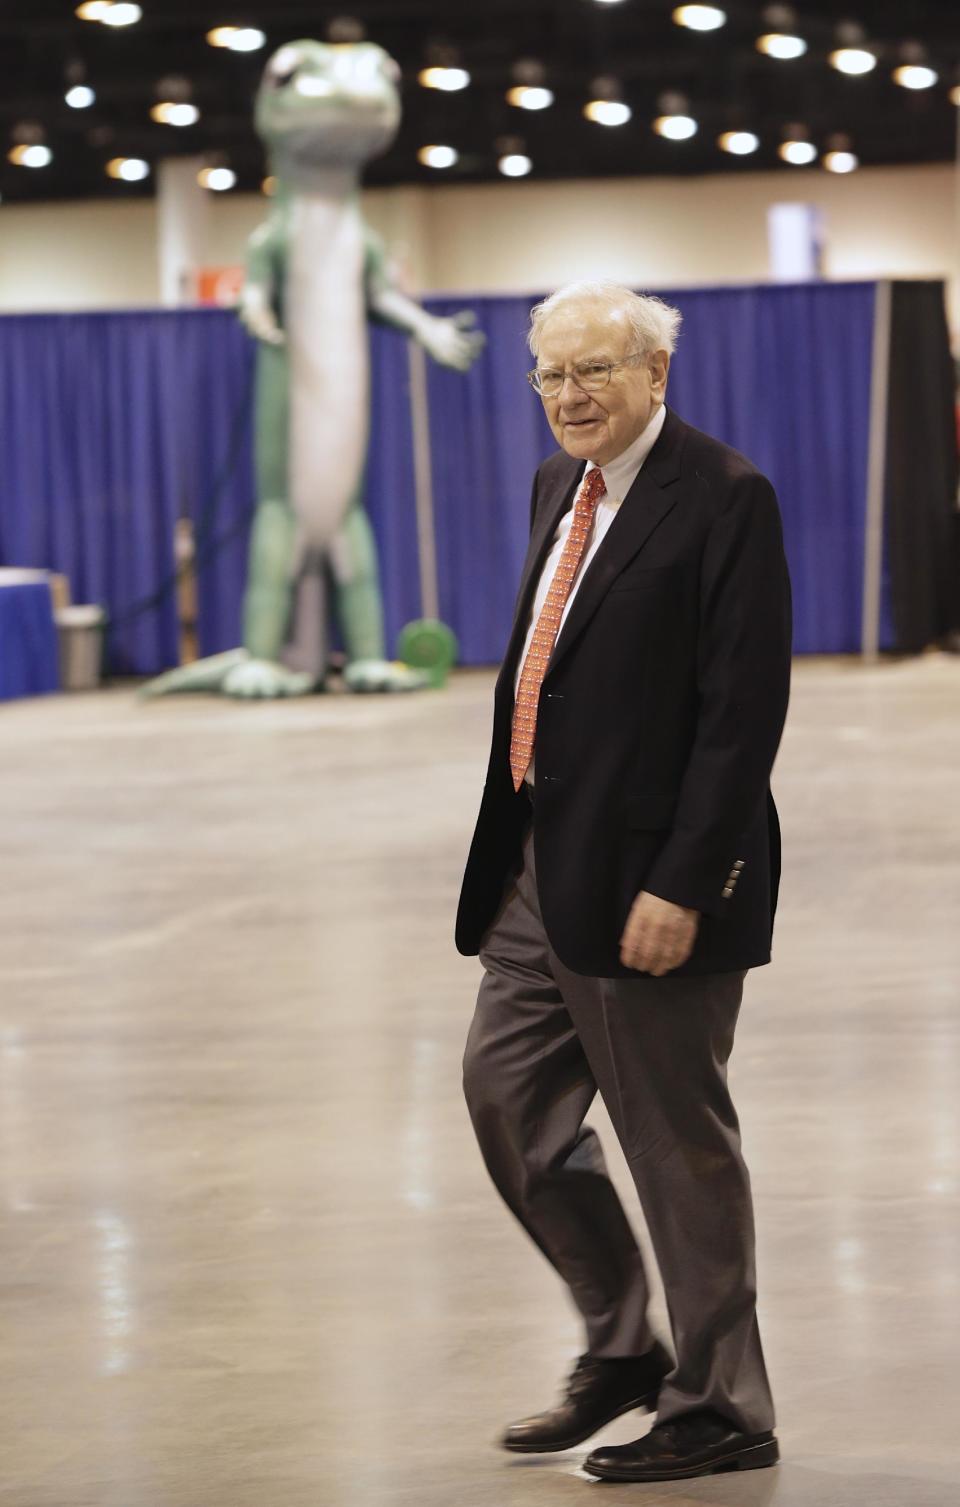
[509, 466, 607, 792]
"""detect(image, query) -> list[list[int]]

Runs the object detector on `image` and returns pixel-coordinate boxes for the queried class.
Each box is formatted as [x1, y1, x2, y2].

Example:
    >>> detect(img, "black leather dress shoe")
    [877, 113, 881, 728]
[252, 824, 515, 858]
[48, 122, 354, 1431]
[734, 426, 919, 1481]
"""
[501, 1344, 671, 1454]
[583, 1411, 779, 1481]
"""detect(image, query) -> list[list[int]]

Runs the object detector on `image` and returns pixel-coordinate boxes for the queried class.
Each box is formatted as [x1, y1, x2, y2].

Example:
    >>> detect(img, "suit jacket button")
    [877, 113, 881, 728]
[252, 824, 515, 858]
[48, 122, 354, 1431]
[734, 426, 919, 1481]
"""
[734, 860, 745, 870]
[722, 886, 734, 899]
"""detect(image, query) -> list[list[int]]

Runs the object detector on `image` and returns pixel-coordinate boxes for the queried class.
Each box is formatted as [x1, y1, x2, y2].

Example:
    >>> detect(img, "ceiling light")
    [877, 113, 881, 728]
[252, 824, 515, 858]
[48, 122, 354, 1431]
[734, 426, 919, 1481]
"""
[829, 47, 877, 75]
[417, 144, 458, 168]
[106, 156, 149, 181]
[9, 122, 50, 166]
[895, 41, 937, 90]
[779, 138, 817, 165]
[151, 102, 200, 127]
[756, 33, 807, 59]
[228, 28, 266, 51]
[65, 60, 93, 107]
[506, 85, 554, 110]
[508, 59, 552, 111]
[655, 113, 698, 140]
[586, 76, 631, 127]
[718, 130, 759, 155]
[673, 5, 727, 31]
[419, 66, 470, 91]
[75, 2, 112, 18]
[893, 64, 937, 90]
[824, 150, 858, 173]
[199, 166, 236, 191]
[823, 132, 857, 173]
[206, 26, 266, 52]
[8, 144, 53, 168]
[100, 2, 141, 25]
[499, 153, 533, 177]
[583, 99, 632, 126]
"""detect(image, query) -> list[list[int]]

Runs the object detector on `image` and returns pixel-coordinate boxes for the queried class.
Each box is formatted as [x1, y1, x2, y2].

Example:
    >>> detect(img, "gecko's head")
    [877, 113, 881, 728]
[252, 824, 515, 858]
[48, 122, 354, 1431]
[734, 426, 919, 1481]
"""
[255, 40, 401, 173]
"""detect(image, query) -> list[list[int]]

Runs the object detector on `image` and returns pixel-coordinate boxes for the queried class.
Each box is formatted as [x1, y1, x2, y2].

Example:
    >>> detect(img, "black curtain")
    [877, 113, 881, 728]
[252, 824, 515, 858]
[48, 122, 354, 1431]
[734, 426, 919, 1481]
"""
[885, 281, 960, 652]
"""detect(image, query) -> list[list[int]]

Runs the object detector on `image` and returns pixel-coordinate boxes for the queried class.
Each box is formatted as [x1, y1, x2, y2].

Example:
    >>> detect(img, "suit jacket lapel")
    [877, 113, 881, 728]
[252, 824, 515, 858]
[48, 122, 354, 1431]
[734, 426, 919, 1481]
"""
[546, 407, 686, 678]
[517, 460, 584, 606]
[497, 408, 689, 696]
[498, 457, 584, 685]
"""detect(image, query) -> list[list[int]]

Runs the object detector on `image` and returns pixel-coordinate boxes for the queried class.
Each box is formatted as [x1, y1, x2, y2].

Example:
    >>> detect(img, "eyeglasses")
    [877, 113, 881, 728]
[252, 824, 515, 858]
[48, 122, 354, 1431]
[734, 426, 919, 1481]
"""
[526, 354, 645, 398]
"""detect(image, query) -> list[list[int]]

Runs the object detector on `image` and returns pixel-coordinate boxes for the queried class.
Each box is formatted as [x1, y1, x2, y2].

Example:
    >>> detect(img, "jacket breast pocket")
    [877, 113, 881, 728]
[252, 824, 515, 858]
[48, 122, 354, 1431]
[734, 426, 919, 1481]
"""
[608, 563, 682, 596]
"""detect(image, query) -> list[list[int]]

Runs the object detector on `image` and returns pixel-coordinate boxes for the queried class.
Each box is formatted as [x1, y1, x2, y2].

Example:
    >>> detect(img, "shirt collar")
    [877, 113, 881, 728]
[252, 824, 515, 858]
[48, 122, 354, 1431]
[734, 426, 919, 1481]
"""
[585, 402, 667, 503]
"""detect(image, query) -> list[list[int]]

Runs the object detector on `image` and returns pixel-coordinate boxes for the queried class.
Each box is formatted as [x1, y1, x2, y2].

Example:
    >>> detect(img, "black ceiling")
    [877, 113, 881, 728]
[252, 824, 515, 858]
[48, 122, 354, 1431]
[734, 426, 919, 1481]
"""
[2, 0, 958, 204]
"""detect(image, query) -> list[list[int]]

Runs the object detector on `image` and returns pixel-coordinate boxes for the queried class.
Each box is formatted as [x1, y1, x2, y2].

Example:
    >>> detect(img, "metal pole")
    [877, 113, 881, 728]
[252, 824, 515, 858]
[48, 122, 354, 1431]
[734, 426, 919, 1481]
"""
[861, 279, 892, 660]
[955, 101, 960, 346]
[954, 104, 960, 514]
[407, 339, 440, 621]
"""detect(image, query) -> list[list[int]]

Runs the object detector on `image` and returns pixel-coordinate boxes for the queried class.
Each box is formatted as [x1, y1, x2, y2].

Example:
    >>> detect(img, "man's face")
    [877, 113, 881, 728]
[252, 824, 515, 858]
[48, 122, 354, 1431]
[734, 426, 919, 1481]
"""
[535, 301, 669, 466]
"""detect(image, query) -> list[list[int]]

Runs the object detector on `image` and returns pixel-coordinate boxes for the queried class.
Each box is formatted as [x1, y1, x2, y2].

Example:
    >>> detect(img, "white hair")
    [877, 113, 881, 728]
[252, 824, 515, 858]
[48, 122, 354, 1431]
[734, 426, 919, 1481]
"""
[527, 280, 682, 359]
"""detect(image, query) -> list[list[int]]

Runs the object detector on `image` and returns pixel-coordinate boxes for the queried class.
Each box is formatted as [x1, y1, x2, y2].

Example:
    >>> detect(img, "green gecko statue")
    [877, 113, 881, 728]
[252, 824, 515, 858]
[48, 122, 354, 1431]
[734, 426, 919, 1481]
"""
[145, 39, 484, 699]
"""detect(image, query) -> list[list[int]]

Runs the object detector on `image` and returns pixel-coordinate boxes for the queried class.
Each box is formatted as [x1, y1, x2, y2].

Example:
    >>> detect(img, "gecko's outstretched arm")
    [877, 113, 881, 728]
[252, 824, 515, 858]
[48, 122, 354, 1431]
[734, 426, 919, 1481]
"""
[364, 228, 485, 371]
[239, 220, 286, 347]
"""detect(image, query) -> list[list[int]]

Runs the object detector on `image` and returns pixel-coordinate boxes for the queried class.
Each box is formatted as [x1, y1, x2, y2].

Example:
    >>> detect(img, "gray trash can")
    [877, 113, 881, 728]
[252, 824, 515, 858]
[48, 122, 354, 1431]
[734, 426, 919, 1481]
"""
[55, 605, 106, 691]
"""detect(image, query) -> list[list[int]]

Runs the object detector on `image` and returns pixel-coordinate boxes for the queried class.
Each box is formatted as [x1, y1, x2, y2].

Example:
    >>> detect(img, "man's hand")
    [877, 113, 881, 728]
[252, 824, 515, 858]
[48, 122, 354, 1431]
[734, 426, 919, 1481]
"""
[619, 891, 700, 976]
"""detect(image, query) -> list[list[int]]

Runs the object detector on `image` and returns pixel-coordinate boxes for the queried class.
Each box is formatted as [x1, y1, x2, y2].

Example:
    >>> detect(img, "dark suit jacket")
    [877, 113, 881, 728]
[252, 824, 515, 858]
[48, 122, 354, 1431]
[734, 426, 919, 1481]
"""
[455, 405, 793, 978]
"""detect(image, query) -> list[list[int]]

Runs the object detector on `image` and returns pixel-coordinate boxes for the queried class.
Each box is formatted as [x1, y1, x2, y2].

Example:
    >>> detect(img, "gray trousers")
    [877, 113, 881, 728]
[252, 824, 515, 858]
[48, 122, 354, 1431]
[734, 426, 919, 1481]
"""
[462, 825, 775, 1435]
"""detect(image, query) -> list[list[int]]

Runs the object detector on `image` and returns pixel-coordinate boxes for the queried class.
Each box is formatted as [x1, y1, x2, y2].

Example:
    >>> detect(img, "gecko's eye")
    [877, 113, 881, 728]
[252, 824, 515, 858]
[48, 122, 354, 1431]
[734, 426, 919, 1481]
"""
[267, 46, 301, 89]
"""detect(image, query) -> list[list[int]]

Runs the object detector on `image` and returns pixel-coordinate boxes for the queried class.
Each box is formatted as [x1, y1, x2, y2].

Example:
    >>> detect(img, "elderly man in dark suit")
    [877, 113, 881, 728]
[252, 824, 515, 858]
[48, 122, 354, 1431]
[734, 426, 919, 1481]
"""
[456, 281, 792, 1483]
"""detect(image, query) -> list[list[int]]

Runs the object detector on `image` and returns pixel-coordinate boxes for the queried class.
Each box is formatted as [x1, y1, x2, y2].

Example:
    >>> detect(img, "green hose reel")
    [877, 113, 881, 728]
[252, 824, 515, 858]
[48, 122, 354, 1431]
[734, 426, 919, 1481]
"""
[397, 618, 459, 688]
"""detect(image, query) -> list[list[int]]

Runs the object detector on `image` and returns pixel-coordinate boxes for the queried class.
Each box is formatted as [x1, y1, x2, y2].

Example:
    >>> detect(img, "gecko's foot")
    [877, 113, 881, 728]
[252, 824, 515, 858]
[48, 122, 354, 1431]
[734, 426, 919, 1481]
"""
[343, 658, 431, 693]
[139, 651, 317, 700]
[139, 649, 248, 698]
[222, 658, 318, 699]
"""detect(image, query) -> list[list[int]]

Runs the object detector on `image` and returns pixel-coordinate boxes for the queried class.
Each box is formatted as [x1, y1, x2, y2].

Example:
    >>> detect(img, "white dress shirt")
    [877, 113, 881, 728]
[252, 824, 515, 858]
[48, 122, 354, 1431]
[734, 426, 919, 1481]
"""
[514, 403, 667, 785]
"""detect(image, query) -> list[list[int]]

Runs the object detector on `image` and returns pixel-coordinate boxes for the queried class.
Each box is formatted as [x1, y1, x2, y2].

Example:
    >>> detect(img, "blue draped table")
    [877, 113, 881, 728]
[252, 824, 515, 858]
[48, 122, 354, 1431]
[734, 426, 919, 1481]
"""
[0, 573, 60, 701]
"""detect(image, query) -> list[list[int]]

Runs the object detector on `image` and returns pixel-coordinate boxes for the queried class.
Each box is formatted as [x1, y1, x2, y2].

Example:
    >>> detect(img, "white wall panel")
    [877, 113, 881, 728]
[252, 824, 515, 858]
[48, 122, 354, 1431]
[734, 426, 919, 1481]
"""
[0, 164, 954, 330]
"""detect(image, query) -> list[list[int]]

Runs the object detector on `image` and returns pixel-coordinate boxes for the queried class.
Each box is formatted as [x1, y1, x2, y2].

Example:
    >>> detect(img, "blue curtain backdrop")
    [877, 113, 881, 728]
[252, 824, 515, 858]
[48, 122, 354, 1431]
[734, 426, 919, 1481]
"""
[0, 283, 884, 675]
[0, 309, 254, 674]
[425, 282, 883, 660]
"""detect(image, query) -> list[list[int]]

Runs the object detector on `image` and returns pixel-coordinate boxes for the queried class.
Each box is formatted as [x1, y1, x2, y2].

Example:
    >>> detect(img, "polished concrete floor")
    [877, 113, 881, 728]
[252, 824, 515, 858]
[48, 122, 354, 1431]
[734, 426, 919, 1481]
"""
[1, 655, 959, 1506]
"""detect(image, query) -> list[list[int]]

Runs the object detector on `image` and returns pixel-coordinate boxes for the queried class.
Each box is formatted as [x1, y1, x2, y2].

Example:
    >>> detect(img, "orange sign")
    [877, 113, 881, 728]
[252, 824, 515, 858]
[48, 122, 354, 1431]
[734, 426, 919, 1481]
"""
[197, 266, 245, 307]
